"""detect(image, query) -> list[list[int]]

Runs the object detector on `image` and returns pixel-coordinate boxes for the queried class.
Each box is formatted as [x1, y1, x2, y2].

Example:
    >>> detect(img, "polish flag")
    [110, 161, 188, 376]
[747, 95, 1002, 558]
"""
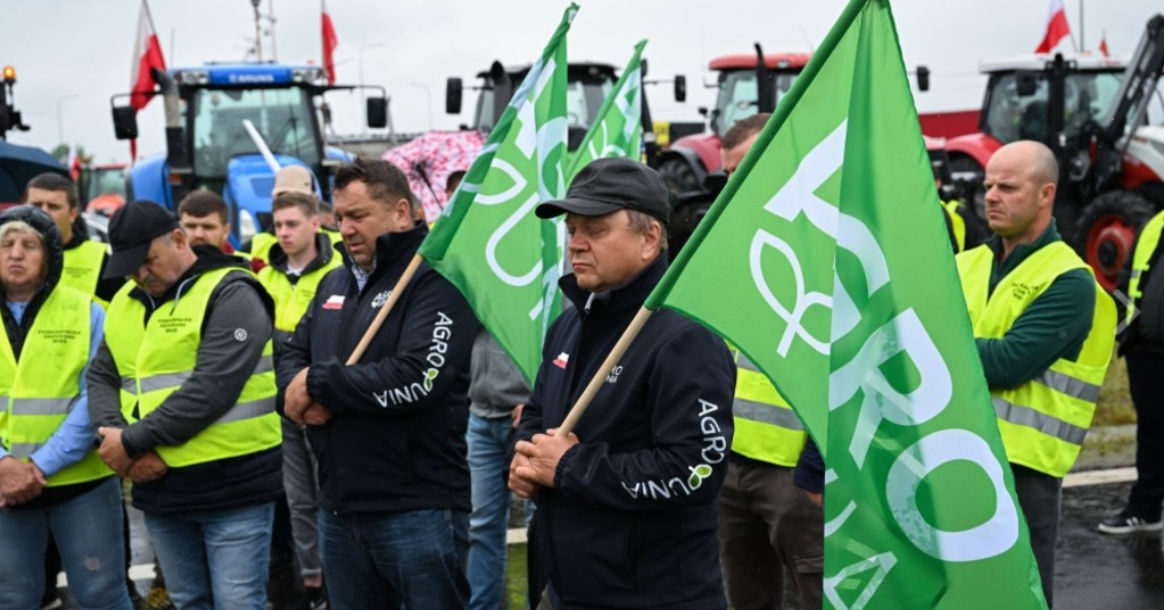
[1099, 32, 1110, 57]
[129, 0, 166, 111]
[1035, 0, 1071, 53]
[321, 0, 338, 85]
[67, 144, 81, 181]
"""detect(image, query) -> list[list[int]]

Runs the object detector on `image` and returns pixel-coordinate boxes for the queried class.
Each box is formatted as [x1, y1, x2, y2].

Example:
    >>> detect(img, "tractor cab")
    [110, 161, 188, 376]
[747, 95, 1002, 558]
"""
[111, 63, 387, 243]
[446, 61, 618, 151]
[705, 52, 810, 136]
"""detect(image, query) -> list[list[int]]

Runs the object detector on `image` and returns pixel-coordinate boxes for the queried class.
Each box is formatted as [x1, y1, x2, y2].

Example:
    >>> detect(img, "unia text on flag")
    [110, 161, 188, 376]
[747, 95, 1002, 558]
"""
[566, 39, 647, 180]
[1035, 0, 1071, 53]
[321, 0, 338, 85]
[417, 4, 577, 384]
[644, 0, 1048, 607]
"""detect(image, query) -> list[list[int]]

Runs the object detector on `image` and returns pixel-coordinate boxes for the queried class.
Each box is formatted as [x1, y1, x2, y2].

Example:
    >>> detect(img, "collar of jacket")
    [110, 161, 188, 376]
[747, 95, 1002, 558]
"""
[335, 221, 429, 278]
[985, 217, 1062, 282]
[267, 232, 335, 276]
[560, 253, 669, 317]
[128, 244, 248, 310]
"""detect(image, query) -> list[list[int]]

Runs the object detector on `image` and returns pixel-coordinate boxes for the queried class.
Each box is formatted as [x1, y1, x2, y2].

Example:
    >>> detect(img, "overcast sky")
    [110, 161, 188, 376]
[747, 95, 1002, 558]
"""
[1, 0, 1158, 162]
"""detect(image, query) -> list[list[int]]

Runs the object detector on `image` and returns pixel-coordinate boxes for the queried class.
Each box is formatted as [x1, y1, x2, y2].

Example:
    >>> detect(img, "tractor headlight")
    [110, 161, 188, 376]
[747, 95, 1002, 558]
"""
[238, 209, 258, 243]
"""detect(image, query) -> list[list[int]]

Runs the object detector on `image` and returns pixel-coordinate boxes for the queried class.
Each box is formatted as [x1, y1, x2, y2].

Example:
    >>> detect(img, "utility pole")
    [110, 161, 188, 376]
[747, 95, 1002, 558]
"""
[267, 0, 278, 61]
[250, 0, 263, 61]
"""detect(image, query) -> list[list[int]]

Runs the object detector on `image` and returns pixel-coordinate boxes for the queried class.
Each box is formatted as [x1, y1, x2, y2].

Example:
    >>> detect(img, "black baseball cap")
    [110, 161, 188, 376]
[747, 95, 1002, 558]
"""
[536, 157, 670, 227]
[103, 200, 179, 278]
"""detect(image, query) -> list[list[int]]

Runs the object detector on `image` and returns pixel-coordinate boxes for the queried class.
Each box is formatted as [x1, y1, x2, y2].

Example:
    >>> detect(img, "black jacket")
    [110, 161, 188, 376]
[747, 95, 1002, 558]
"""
[518, 256, 735, 610]
[87, 245, 282, 515]
[276, 224, 479, 514]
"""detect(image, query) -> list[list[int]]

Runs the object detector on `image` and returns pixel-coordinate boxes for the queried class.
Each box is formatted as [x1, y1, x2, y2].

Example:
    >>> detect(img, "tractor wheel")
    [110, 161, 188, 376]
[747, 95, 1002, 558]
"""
[1075, 190, 1155, 291]
[948, 155, 986, 220]
[657, 156, 703, 197]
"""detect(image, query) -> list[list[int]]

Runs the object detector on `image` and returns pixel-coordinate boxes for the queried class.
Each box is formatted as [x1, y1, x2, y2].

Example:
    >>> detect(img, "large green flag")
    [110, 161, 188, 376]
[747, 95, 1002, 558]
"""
[645, 0, 1047, 607]
[566, 39, 646, 180]
[418, 4, 576, 383]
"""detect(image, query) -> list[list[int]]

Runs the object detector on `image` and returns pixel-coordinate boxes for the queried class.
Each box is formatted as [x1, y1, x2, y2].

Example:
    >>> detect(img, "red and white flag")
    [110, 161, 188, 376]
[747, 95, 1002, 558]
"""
[321, 0, 338, 85]
[67, 144, 81, 181]
[1035, 0, 1071, 53]
[129, 0, 166, 111]
[1099, 32, 1111, 57]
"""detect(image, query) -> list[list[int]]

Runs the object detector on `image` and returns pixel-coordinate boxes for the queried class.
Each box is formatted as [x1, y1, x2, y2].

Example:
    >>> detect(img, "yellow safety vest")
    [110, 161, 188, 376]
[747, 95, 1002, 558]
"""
[62, 240, 113, 307]
[104, 267, 281, 468]
[729, 347, 807, 468]
[0, 286, 112, 486]
[957, 242, 1116, 478]
[248, 233, 278, 264]
[249, 229, 340, 265]
[942, 200, 967, 253]
[257, 245, 343, 332]
[1126, 210, 1164, 324]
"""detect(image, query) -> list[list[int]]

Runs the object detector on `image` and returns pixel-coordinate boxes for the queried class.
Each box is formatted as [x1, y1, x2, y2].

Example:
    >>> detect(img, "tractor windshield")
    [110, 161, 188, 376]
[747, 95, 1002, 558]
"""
[712, 70, 798, 135]
[189, 87, 321, 178]
[86, 168, 126, 202]
[474, 70, 614, 132]
[982, 70, 1123, 144]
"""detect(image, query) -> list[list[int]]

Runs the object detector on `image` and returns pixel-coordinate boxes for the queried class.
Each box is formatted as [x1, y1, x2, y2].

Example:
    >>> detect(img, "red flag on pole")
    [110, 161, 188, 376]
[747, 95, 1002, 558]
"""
[322, 0, 338, 85]
[130, 0, 166, 111]
[67, 144, 81, 181]
[1099, 32, 1110, 57]
[1035, 0, 1071, 53]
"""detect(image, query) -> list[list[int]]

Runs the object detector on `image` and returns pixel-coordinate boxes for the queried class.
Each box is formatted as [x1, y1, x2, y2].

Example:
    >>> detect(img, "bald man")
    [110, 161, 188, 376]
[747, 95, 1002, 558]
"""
[955, 140, 1116, 606]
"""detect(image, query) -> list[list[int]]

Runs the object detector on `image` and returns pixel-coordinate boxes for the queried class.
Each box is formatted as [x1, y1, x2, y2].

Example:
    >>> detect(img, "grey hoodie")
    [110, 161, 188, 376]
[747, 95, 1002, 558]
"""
[468, 329, 531, 418]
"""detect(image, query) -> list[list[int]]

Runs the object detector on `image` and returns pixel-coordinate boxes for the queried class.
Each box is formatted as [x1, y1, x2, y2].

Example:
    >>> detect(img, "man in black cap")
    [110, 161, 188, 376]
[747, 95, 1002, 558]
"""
[509, 157, 736, 609]
[87, 200, 283, 609]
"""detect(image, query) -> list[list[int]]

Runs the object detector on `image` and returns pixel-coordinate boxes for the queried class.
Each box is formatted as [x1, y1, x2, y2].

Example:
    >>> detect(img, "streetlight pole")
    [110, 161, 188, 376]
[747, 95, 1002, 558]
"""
[410, 82, 433, 130]
[56, 94, 79, 146]
[359, 42, 385, 130]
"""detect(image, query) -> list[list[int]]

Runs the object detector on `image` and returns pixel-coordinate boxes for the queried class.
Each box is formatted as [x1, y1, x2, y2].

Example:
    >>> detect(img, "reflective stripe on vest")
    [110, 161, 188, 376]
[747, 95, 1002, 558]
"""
[105, 268, 282, 468]
[0, 285, 113, 486]
[942, 200, 966, 253]
[257, 249, 343, 332]
[60, 240, 109, 303]
[1126, 210, 1164, 324]
[730, 349, 807, 467]
[956, 242, 1116, 478]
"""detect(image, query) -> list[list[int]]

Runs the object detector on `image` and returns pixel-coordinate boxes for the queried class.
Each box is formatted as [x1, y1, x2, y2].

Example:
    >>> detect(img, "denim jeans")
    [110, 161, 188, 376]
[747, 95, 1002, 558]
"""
[0, 476, 131, 610]
[144, 501, 274, 610]
[467, 413, 515, 610]
[319, 508, 470, 610]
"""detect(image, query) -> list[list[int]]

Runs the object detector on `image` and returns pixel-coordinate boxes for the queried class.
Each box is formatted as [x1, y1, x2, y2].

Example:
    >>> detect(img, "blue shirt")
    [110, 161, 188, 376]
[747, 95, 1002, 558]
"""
[1, 300, 105, 478]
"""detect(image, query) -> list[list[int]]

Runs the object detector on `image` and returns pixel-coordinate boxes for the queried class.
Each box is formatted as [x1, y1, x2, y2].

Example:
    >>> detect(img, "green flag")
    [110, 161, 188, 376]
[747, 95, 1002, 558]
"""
[566, 39, 647, 179]
[418, 4, 577, 383]
[645, 0, 1047, 607]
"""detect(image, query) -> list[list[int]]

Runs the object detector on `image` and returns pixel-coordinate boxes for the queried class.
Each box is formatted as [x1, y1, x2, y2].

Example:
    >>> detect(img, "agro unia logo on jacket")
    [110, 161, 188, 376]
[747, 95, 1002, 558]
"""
[372, 312, 453, 407]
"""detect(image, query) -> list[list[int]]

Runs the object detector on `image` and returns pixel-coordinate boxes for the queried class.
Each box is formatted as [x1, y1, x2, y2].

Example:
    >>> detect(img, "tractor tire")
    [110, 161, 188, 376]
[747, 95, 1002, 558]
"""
[657, 156, 704, 197]
[1074, 190, 1155, 291]
[947, 155, 986, 220]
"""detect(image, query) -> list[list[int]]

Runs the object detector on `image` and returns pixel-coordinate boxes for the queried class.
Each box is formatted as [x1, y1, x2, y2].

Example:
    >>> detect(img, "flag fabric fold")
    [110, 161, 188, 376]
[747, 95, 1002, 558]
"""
[417, 4, 578, 384]
[646, 0, 1048, 607]
[566, 39, 647, 180]
[322, 0, 338, 85]
[1035, 0, 1071, 53]
[129, 0, 165, 112]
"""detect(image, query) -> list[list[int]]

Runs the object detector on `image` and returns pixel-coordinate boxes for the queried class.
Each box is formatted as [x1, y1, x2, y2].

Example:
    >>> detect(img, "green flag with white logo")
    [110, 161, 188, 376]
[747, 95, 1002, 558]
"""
[418, 4, 576, 384]
[645, 0, 1047, 607]
[566, 39, 646, 180]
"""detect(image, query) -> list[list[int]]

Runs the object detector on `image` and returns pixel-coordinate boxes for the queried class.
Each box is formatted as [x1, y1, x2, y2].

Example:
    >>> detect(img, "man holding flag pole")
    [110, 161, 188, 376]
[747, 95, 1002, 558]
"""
[515, 0, 1052, 607]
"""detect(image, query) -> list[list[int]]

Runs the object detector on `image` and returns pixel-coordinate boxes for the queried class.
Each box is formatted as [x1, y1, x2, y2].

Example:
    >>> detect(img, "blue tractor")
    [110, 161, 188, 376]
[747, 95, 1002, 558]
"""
[110, 63, 387, 245]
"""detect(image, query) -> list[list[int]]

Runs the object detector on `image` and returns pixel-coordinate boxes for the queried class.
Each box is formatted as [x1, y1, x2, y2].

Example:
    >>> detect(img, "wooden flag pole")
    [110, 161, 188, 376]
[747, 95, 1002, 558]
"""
[346, 254, 423, 365]
[555, 306, 655, 437]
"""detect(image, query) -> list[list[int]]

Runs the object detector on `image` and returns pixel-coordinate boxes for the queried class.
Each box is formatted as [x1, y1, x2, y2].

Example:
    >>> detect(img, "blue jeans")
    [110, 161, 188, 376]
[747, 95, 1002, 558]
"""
[467, 413, 515, 610]
[0, 476, 131, 610]
[144, 502, 274, 610]
[319, 508, 469, 609]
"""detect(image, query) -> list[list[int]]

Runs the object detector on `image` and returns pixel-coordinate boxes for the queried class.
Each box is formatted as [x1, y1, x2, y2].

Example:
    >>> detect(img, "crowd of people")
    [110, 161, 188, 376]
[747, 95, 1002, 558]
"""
[0, 111, 1153, 610]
